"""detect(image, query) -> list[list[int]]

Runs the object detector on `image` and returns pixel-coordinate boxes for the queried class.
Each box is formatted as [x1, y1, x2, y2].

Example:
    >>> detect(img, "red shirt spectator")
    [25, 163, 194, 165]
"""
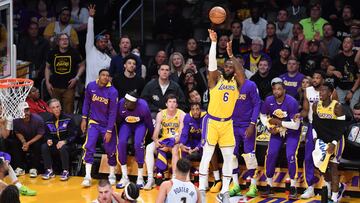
[26, 87, 50, 114]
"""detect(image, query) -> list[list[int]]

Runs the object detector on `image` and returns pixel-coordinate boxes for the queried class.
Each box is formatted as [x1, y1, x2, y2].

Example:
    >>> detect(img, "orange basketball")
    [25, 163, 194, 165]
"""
[209, 6, 226, 24]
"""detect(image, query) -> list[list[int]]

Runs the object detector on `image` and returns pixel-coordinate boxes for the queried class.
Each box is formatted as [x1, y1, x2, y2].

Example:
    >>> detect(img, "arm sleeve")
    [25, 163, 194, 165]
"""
[0, 152, 11, 162]
[106, 90, 119, 132]
[281, 120, 300, 130]
[85, 17, 94, 52]
[143, 102, 155, 136]
[259, 113, 269, 128]
[82, 84, 91, 118]
[179, 115, 190, 145]
[250, 84, 261, 123]
[208, 42, 217, 71]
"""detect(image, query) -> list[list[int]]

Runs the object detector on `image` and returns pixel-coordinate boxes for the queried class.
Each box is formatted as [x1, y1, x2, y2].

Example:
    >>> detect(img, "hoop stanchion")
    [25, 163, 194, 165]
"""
[0, 78, 33, 119]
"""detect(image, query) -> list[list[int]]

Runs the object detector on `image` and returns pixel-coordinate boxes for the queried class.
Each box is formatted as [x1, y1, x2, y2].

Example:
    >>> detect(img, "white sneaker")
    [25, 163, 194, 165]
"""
[116, 176, 129, 189]
[108, 174, 116, 185]
[143, 178, 155, 190]
[29, 169, 37, 178]
[81, 177, 92, 187]
[300, 186, 315, 199]
[14, 167, 25, 176]
[136, 177, 145, 189]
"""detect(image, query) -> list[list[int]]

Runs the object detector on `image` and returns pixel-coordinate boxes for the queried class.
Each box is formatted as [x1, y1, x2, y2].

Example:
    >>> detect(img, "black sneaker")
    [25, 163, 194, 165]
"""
[288, 186, 297, 199]
[261, 185, 274, 198]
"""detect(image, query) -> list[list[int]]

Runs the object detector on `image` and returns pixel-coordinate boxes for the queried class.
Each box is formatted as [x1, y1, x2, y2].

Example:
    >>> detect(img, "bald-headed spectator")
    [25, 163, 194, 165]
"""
[146, 50, 167, 82]
[242, 4, 268, 39]
[25, 87, 50, 114]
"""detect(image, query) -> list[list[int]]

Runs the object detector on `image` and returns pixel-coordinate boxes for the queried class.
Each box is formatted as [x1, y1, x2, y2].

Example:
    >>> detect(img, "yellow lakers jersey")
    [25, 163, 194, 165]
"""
[317, 100, 338, 119]
[160, 109, 183, 139]
[208, 75, 239, 118]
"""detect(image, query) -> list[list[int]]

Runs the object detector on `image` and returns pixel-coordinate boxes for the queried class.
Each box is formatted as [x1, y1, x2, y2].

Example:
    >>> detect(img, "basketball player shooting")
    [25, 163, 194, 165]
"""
[198, 29, 245, 203]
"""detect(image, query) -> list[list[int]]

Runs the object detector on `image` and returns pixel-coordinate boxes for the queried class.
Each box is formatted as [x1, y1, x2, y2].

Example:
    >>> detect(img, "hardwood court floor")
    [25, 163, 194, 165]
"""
[16, 176, 360, 203]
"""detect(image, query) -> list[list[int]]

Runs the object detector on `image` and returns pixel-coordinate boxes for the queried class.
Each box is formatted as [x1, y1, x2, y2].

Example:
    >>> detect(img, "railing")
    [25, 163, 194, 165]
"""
[119, 0, 144, 43]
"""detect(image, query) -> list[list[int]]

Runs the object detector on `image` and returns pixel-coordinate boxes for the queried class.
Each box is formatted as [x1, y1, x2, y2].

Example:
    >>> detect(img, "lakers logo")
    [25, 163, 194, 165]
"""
[272, 109, 287, 119]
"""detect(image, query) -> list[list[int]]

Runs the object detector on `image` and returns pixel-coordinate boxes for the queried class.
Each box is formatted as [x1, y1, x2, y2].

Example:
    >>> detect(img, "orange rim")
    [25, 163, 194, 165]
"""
[0, 78, 34, 88]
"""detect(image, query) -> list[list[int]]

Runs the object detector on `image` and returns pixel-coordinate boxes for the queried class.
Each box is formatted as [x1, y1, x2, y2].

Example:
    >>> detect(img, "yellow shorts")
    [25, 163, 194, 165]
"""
[202, 115, 235, 147]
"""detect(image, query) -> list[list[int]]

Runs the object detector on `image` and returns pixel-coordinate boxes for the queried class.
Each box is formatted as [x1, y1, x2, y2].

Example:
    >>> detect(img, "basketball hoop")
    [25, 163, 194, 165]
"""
[0, 78, 33, 119]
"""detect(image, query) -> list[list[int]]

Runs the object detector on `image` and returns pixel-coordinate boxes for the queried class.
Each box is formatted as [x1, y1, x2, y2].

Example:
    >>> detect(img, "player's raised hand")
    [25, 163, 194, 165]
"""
[226, 41, 233, 57]
[208, 29, 217, 42]
[88, 4, 96, 17]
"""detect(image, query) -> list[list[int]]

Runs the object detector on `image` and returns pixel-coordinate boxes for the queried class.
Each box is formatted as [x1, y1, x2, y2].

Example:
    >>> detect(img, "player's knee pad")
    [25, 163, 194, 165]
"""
[241, 152, 258, 170]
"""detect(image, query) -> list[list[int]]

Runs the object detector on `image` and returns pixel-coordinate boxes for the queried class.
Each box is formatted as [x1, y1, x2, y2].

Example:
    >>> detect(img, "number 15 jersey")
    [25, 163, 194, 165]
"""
[208, 75, 239, 118]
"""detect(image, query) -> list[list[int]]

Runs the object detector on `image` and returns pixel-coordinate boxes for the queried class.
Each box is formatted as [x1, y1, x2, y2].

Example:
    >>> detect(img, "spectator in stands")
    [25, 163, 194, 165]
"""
[351, 20, 360, 50]
[45, 33, 85, 114]
[286, 0, 307, 23]
[198, 54, 209, 87]
[169, 52, 185, 83]
[153, 0, 192, 40]
[69, 0, 89, 57]
[242, 4, 267, 39]
[272, 45, 291, 76]
[0, 185, 20, 203]
[188, 89, 207, 110]
[109, 35, 142, 78]
[300, 39, 322, 76]
[276, 9, 293, 43]
[263, 22, 284, 61]
[30, 0, 55, 33]
[183, 38, 204, 69]
[146, 50, 167, 82]
[250, 58, 276, 100]
[43, 7, 79, 48]
[84, 5, 111, 86]
[141, 64, 186, 117]
[279, 57, 305, 99]
[299, 3, 328, 40]
[297, 76, 312, 108]
[17, 22, 50, 88]
[286, 23, 308, 58]
[12, 102, 45, 178]
[113, 55, 145, 98]
[41, 99, 76, 181]
[243, 38, 271, 74]
[116, 92, 154, 189]
[321, 23, 341, 59]
[329, 37, 360, 108]
[26, 87, 50, 114]
[322, 0, 343, 23]
[352, 102, 360, 122]
[333, 5, 353, 41]
[216, 34, 230, 68]
[320, 55, 336, 84]
[230, 20, 251, 56]
[181, 69, 206, 104]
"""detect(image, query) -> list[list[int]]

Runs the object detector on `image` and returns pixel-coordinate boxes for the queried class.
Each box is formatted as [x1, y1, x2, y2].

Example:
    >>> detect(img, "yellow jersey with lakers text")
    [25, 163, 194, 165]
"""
[160, 109, 184, 139]
[208, 75, 239, 118]
[316, 100, 338, 119]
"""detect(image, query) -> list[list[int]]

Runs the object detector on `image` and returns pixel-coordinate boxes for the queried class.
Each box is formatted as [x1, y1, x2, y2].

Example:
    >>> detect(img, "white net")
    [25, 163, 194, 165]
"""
[0, 78, 33, 119]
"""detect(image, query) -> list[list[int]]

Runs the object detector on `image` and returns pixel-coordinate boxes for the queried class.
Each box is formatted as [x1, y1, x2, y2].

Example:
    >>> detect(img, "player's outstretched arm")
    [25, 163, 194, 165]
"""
[207, 29, 220, 89]
[226, 41, 245, 86]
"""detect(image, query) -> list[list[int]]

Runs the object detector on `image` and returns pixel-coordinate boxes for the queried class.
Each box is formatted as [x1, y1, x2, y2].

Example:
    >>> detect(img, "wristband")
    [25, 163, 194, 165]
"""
[332, 140, 338, 146]
[250, 122, 256, 125]
[229, 54, 234, 58]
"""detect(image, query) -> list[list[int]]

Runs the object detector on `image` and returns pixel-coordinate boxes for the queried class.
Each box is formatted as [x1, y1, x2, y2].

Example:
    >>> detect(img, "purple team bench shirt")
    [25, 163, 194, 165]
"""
[117, 98, 154, 135]
[279, 72, 304, 99]
[180, 112, 206, 149]
[82, 80, 118, 132]
[232, 80, 261, 126]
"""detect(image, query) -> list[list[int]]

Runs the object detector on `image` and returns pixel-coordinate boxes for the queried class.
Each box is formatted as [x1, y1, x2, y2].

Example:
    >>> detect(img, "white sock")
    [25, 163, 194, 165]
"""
[8, 165, 18, 184]
[213, 170, 220, 181]
[85, 163, 92, 179]
[267, 178, 273, 187]
[308, 185, 314, 191]
[220, 176, 231, 194]
[332, 192, 338, 202]
[145, 142, 155, 180]
[232, 174, 239, 186]
[138, 168, 143, 180]
[199, 174, 208, 190]
[121, 165, 128, 179]
[109, 166, 115, 177]
[290, 179, 296, 187]
[325, 181, 331, 194]
[15, 182, 22, 189]
[251, 178, 257, 185]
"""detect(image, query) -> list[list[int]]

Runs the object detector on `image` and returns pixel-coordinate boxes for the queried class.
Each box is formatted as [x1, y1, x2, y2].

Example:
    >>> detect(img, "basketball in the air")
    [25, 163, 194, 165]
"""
[209, 6, 226, 24]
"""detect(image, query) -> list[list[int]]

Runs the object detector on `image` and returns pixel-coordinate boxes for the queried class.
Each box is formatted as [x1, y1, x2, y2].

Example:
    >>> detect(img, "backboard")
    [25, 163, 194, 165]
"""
[0, 0, 14, 79]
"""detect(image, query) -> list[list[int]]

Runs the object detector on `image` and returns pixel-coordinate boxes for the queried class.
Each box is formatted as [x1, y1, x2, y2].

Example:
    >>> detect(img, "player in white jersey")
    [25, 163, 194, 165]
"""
[296, 70, 337, 199]
[156, 158, 201, 203]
